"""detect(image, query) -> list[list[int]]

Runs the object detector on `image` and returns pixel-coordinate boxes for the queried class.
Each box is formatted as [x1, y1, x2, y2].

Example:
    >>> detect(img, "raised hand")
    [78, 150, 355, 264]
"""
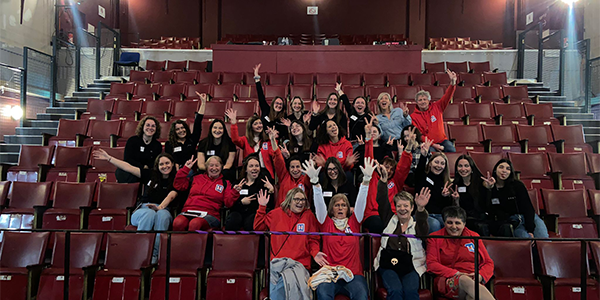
[233, 178, 247, 192]
[302, 112, 311, 124]
[397, 140, 405, 153]
[377, 163, 388, 183]
[432, 143, 445, 152]
[421, 137, 433, 156]
[311, 101, 320, 114]
[310, 153, 326, 167]
[335, 82, 343, 95]
[451, 184, 460, 202]
[441, 181, 453, 197]
[447, 69, 458, 85]
[281, 118, 291, 128]
[301, 159, 321, 184]
[195, 91, 208, 102]
[357, 135, 364, 145]
[386, 136, 395, 146]
[266, 126, 278, 140]
[253, 63, 261, 78]
[261, 177, 274, 193]
[345, 152, 360, 167]
[397, 101, 409, 116]
[93, 148, 110, 161]
[364, 116, 374, 140]
[241, 195, 257, 205]
[360, 157, 377, 182]
[279, 143, 290, 159]
[257, 189, 270, 206]
[314, 252, 330, 267]
[481, 171, 496, 189]
[184, 157, 198, 169]
[224, 108, 237, 124]
[415, 187, 431, 211]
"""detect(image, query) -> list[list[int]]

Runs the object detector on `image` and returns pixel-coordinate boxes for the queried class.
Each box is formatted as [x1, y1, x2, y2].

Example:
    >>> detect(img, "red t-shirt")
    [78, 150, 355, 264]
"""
[320, 215, 363, 275]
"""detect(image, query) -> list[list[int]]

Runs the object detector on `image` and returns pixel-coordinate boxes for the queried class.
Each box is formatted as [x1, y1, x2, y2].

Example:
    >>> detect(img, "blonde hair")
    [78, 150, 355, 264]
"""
[377, 92, 393, 113]
[393, 191, 415, 208]
[281, 187, 310, 211]
[327, 194, 351, 218]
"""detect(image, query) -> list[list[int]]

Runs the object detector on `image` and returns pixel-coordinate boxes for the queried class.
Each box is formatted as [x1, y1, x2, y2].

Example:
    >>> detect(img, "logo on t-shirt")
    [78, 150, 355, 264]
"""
[296, 223, 305, 232]
[337, 151, 343, 158]
[345, 227, 353, 233]
[465, 242, 475, 253]
[387, 182, 395, 189]
[431, 115, 437, 123]
[262, 142, 269, 150]
[298, 183, 305, 191]
[215, 184, 224, 193]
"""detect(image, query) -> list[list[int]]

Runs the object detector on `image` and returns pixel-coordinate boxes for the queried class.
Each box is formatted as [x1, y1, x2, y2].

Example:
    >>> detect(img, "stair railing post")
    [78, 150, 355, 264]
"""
[96, 25, 101, 79]
[517, 31, 525, 79]
[558, 30, 565, 96]
[584, 39, 591, 114]
[20, 54, 27, 127]
[75, 29, 81, 91]
[537, 22, 544, 83]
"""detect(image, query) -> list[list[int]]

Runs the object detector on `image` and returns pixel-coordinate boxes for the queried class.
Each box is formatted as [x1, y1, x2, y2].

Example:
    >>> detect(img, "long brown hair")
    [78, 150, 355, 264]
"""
[426, 152, 451, 184]
[288, 120, 312, 153]
[245, 115, 268, 148]
[135, 116, 161, 139]
[317, 92, 344, 125]
[269, 96, 287, 122]
[167, 120, 191, 147]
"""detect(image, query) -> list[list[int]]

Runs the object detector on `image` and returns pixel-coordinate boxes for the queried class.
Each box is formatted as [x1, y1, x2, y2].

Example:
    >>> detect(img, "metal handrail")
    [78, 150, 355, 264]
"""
[0, 62, 26, 126]
[23, 47, 55, 107]
[96, 22, 121, 78]
[517, 21, 544, 81]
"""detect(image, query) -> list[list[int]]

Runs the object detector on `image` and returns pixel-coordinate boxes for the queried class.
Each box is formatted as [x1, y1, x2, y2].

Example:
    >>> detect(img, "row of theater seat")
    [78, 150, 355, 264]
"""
[143, 60, 209, 72]
[127, 69, 506, 88]
[1, 229, 600, 300]
[130, 37, 201, 49]
[104, 80, 528, 104]
[217, 33, 409, 46]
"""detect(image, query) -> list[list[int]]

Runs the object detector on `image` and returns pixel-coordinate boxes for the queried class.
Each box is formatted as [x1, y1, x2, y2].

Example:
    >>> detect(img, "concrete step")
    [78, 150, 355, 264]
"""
[80, 87, 109, 93]
[87, 83, 112, 88]
[566, 119, 600, 127]
[552, 107, 588, 114]
[15, 127, 57, 135]
[0, 152, 19, 165]
[0, 144, 21, 152]
[538, 95, 567, 101]
[584, 127, 600, 135]
[560, 113, 595, 120]
[73, 91, 103, 98]
[64, 96, 95, 102]
[56, 102, 88, 109]
[24, 120, 60, 128]
[527, 86, 551, 92]
[539, 100, 577, 107]
[36, 113, 75, 120]
[529, 91, 560, 96]
[94, 78, 122, 84]
[4, 135, 44, 145]
[46, 107, 79, 115]
[517, 82, 544, 87]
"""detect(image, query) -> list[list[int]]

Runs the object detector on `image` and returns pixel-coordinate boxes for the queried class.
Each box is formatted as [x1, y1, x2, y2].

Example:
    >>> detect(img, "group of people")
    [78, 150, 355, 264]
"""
[90, 64, 551, 299]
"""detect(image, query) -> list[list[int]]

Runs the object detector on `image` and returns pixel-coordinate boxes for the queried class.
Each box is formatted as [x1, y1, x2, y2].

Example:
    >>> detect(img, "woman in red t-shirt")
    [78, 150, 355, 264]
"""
[313, 119, 358, 171]
[306, 157, 376, 300]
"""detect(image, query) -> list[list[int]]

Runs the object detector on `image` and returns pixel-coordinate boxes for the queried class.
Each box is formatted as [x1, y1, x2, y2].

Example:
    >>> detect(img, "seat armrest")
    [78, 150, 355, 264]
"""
[0, 164, 10, 181]
[493, 115, 503, 125]
[152, 93, 160, 101]
[458, 80, 465, 87]
[37, 164, 52, 182]
[468, 69, 475, 73]
[474, 95, 482, 103]
[531, 95, 539, 104]
[557, 115, 567, 126]
[165, 112, 173, 121]
[109, 134, 121, 148]
[434, 80, 439, 86]
[41, 133, 55, 146]
[179, 93, 185, 101]
[492, 68, 499, 73]
[483, 81, 491, 87]
[75, 134, 90, 147]
[76, 164, 92, 183]
[526, 115, 535, 126]
[482, 139, 492, 153]
[550, 139, 565, 153]
[518, 139, 529, 153]
[508, 80, 517, 86]
[461, 114, 470, 125]
[105, 111, 113, 120]
[502, 95, 510, 103]
[134, 111, 141, 121]
[74, 109, 85, 120]
[126, 92, 133, 100]
[549, 171, 563, 189]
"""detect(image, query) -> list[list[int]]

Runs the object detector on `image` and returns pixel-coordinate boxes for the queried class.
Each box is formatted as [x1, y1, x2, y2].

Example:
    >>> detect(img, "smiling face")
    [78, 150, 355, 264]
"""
[143, 119, 157, 138]
[395, 198, 414, 222]
[206, 157, 223, 178]
[430, 156, 446, 175]
[158, 156, 173, 175]
[378, 94, 391, 111]
[353, 97, 366, 114]
[327, 94, 339, 109]
[246, 158, 260, 180]
[175, 123, 187, 139]
[456, 159, 472, 178]
[371, 126, 380, 141]
[273, 98, 284, 112]
[251, 119, 263, 134]
[495, 162, 511, 181]
[383, 162, 395, 179]
[291, 98, 303, 113]
[445, 217, 465, 236]
[417, 94, 430, 111]
[326, 121, 338, 138]
[332, 198, 349, 219]
[290, 192, 307, 214]
[211, 122, 224, 139]
[289, 160, 302, 179]
[327, 163, 339, 181]
[290, 122, 304, 137]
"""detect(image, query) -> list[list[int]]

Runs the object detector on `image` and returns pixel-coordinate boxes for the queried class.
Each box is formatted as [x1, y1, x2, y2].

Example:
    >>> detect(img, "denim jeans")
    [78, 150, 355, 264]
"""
[511, 214, 549, 238]
[131, 204, 172, 260]
[378, 268, 420, 300]
[428, 214, 444, 233]
[270, 277, 286, 300]
[429, 139, 456, 153]
[316, 275, 368, 300]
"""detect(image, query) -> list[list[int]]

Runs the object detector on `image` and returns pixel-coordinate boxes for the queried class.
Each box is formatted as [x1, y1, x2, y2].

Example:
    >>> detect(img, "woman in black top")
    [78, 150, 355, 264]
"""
[414, 138, 453, 233]
[286, 96, 311, 124]
[197, 119, 236, 181]
[225, 155, 275, 230]
[309, 89, 348, 135]
[335, 83, 372, 142]
[354, 121, 395, 168]
[165, 92, 207, 168]
[117, 116, 163, 183]
[254, 64, 288, 141]
[280, 119, 313, 163]
[451, 154, 490, 235]
[320, 157, 357, 207]
[485, 159, 549, 238]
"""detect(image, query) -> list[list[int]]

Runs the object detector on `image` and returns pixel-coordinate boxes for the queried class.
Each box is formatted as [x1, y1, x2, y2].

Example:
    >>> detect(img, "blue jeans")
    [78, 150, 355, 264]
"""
[378, 269, 420, 300]
[428, 214, 444, 233]
[511, 214, 549, 238]
[316, 275, 368, 300]
[131, 204, 173, 259]
[270, 277, 286, 300]
[429, 139, 456, 153]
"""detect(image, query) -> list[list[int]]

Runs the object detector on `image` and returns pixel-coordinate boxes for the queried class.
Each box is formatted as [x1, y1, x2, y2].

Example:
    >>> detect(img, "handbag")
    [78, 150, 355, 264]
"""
[379, 246, 415, 278]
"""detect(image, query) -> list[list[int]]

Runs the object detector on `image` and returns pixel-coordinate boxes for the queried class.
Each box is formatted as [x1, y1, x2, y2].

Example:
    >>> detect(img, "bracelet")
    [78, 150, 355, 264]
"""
[108, 157, 112, 162]
[254, 75, 261, 80]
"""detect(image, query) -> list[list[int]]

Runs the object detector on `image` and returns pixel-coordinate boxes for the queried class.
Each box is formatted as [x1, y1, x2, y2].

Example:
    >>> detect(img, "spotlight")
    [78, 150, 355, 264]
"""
[10, 106, 23, 120]
[561, 0, 579, 6]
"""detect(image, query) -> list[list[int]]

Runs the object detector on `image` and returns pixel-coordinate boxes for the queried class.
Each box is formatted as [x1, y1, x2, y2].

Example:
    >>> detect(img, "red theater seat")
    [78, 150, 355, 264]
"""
[551, 124, 593, 153]
[524, 103, 560, 126]
[79, 99, 114, 120]
[197, 72, 220, 85]
[507, 152, 554, 204]
[203, 100, 229, 120]
[419, 85, 445, 101]
[47, 119, 90, 147]
[173, 71, 198, 84]
[290, 85, 313, 100]
[236, 84, 258, 100]
[263, 85, 288, 100]
[387, 73, 410, 86]
[410, 73, 434, 86]
[169, 101, 200, 121]
[166, 60, 187, 71]
[475, 86, 503, 103]
[6, 145, 54, 182]
[45, 146, 92, 183]
[268, 73, 291, 86]
[212, 84, 238, 101]
[132, 83, 161, 101]
[548, 152, 595, 190]
[344, 86, 366, 101]
[187, 60, 208, 72]
[483, 72, 508, 86]
[42, 181, 95, 230]
[469, 61, 492, 73]
[318, 73, 340, 85]
[315, 85, 337, 102]
[363, 73, 386, 86]
[502, 85, 534, 103]
[105, 83, 135, 100]
[424, 62, 445, 73]
[433, 72, 451, 86]
[542, 189, 597, 238]
[146, 60, 166, 71]
[445, 152, 464, 178]
[447, 124, 485, 152]
[493, 103, 528, 125]
[221, 72, 245, 85]
[481, 124, 520, 153]
[186, 83, 212, 100]
[453, 86, 475, 102]
[81, 119, 121, 147]
[129, 70, 152, 83]
[110, 100, 143, 121]
[88, 182, 139, 232]
[368, 86, 396, 101]
[151, 71, 175, 84]
[459, 73, 484, 87]
[0, 181, 52, 230]
[446, 61, 469, 73]
[159, 83, 186, 101]
[141, 100, 171, 121]
[515, 125, 556, 153]
[292, 73, 314, 85]
[442, 102, 465, 125]
[463, 102, 497, 125]
[469, 151, 503, 175]
[86, 147, 124, 183]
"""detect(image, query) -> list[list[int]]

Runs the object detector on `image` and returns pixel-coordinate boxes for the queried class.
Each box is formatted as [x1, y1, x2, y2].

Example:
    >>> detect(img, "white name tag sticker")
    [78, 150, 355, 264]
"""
[56, 215, 67, 221]
[58, 141, 67, 145]
[574, 180, 583, 184]
[56, 276, 64, 281]
[512, 121, 519, 124]
[173, 146, 182, 152]
[447, 121, 455, 124]
[207, 150, 215, 156]
[89, 116, 97, 120]
[512, 287, 525, 294]
[19, 171, 27, 175]
[112, 277, 124, 283]
[537, 147, 546, 151]
[240, 189, 249, 195]
[572, 224, 583, 229]
[59, 172, 67, 177]
[323, 191, 333, 197]
[350, 115, 358, 121]
[227, 279, 236, 284]
[502, 146, 511, 150]
[102, 216, 113, 222]
[458, 187, 467, 193]
[572, 287, 581, 293]
[543, 121, 551, 125]
[426, 177, 435, 186]
[119, 117, 126, 120]
[491, 198, 500, 205]
[264, 116, 270, 122]
[479, 121, 487, 124]
[93, 141, 101, 145]
[169, 277, 181, 283]
[466, 146, 474, 150]
[574, 147, 582, 151]
[0, 275, 12, 281]
[531, 179, 541, 184]
[140, 146, 145, 152]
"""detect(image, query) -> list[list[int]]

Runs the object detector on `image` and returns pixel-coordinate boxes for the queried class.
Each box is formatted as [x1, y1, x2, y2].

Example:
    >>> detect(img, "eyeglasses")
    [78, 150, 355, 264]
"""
[292, 198, 307, 203]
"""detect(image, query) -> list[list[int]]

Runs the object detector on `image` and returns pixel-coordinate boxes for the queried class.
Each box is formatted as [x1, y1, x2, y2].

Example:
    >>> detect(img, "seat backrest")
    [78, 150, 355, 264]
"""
[475, 86, 502, 101]
[166, 60, 187, 71]
[527, 189, 541, 215]
[464, 102, 494, 120]
[152, 71, 174, 83]
[146, 60, 166, 71]
[483, 240, 535, 279]
[515, 125, 552, 146]
[0, 181, 11, 206]
[51, 232, 103, 269]
[481, 124, 516, 143]
[587, 153, 600, 173]
[446, 61, 468, 73]
[588, 190, 600, 215]
[97, 182, 139, 209]
[9, 181, 53, 209]
[203, 100, 229, 119]
[53, 181, 95, 208]
[197, 72, 220, 84]
[493, 103, 525, 119]
[483, 72, 507, 86]
[442, 102, 464, 121]
[292, 73, 314, 85]
[113, 100, 143, 116]
[290, 85, 313, 100]
[368, 86, 396, 100]
[86, 99, 115, 116]
[187, 60, 208, 71]
[424, 62, 445, 73]
[548, 152, 588, 177]
[502, 85, 529, 99]
[410, 73, 433, 86]
[338, 73, 362, 86]
[459, 73, 483, 86]
[269, 73, 291, 86]
[263, 85, 288, 99]
[344, 86, 366, 100]
[220, 72, 244, 85]
[469, 152, 503, 175]
[172, 101, 200, 118]
[212, 234, 259, 272]
[0, 232, 50, 268]
[524, 103, 554, 119]
[537, 241, 585, 279]
[591, 241, 600, 275]
[419, 86, 445, 101]
[143, 100, 172, 116]
[469, 61, 491, 73]
[551, 124, 586, 145]
[17, 145, 55, 168]
[89, 147, 124, 173]
[453, 86, 475, 101]
[173, 71, 198, 83]
[129, 70, 152, 83]
[86, 120, 122, 140]
[542, 189, 587, 217]
[447, 124, 483, 145]
[186, 84, 212, 98]
[119, 120, 139, 138]
[394, 86, 418, 101]
[161, 83, 186, 97]
[363, 73, 386, 86]
[506, 152, 550, 177]
[445, 152, 463, 178]
[157, 233, 207, 271]
[212, 84, 238, 99]
[317, 73, 340, 85]
[433, 72, 451, 85]
[53, 146, 92, 168]
[109, 83, 135, 96]
[230, 102, 258, 119]
[387, 73, 410, 86]
[104, 233, 155, 270]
